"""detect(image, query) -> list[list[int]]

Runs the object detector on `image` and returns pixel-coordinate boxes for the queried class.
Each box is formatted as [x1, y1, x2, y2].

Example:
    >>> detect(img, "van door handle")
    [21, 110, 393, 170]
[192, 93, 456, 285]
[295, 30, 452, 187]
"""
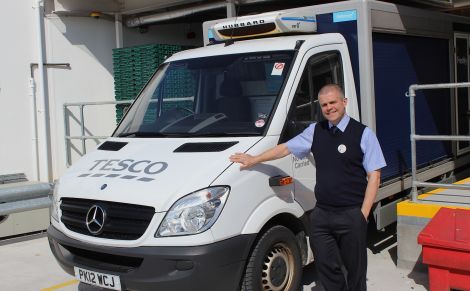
[269, 175, 293, 186]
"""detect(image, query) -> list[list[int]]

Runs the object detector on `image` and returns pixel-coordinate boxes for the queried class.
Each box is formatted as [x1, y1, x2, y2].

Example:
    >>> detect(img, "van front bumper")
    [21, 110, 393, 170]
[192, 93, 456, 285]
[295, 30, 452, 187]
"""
[47, 225, 256, 291]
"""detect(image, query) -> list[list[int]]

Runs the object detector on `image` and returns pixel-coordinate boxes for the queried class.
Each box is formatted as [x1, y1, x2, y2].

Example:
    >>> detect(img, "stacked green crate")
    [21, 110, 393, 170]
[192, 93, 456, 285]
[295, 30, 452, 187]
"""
[113, 44, 192, 123]
[161, 69, 195, 112]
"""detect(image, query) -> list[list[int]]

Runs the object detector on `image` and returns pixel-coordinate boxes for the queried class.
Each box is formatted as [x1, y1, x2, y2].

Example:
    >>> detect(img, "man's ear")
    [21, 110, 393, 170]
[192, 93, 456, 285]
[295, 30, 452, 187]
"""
[343, 97, 348, 106]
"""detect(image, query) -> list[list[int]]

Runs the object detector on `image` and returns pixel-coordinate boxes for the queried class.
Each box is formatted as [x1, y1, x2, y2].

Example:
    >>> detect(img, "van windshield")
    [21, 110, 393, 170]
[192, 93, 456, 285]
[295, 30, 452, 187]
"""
[114, 51, 294, 137]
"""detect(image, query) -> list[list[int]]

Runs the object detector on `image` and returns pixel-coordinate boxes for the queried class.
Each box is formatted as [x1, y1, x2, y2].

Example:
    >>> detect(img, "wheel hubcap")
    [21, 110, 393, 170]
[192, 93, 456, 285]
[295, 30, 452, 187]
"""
[261, 243, 294, 291]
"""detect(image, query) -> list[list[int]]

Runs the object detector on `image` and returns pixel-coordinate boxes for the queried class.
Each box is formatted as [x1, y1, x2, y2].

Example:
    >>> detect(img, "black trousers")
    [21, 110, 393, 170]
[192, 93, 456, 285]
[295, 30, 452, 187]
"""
[309, 206, 368, 291]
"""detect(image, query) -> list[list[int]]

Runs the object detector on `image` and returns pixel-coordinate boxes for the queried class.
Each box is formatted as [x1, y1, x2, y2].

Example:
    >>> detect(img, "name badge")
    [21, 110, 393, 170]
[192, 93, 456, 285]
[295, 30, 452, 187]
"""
[338, 144, 347, 154]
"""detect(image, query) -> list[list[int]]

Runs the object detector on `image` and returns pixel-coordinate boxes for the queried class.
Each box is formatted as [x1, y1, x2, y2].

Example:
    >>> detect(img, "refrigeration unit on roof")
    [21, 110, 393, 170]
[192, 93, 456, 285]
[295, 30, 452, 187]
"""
[210, 11, 316, 42]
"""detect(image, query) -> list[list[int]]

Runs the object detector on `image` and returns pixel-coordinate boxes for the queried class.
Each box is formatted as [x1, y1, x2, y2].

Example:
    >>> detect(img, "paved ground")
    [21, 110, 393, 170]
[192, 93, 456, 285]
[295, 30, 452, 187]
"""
[0, 224, 428, 291]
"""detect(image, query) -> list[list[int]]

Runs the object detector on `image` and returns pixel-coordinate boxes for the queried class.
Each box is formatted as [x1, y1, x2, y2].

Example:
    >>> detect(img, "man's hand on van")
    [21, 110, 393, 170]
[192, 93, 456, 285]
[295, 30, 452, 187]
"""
[230, 144, 291, 169]
[230, 153, 257, 169]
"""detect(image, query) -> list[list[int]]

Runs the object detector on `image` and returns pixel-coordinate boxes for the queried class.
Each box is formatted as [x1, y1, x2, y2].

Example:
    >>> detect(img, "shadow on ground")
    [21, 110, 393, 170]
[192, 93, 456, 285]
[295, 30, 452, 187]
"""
[367, 222, 429, 289]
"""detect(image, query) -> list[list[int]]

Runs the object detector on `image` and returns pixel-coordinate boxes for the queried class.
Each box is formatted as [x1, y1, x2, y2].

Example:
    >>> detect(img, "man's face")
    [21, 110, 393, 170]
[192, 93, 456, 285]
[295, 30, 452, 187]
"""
[319, 90, 347, 125]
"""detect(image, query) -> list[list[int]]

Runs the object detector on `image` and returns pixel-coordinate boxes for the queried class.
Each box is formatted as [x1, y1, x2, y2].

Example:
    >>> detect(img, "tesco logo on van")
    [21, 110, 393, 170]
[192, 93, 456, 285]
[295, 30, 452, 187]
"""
[89, 159, 168, 174]
[77, 159, 168, 182]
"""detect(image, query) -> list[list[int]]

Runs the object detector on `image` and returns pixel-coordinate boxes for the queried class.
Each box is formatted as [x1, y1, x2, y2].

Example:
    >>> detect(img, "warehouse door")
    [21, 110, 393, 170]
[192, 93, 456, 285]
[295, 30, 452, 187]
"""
[455, 34, 470, 154]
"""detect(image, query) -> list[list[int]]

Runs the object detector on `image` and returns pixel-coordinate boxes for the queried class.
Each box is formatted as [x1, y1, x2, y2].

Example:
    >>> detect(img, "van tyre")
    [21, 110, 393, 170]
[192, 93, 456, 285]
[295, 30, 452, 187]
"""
[241, 226, 302, 291]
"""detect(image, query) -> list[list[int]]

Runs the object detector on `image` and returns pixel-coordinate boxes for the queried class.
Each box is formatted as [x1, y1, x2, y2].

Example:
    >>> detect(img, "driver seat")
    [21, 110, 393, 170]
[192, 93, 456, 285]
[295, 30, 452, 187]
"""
[217, 78, 251, 121]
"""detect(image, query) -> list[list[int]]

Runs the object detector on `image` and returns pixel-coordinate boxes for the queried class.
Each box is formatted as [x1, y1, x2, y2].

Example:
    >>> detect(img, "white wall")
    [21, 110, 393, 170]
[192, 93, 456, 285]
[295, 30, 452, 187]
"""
[0, 1, 37, 180]
[0, 4, 118, 182]
[0, 4, 204, 182]
[45, 16, 118, 179]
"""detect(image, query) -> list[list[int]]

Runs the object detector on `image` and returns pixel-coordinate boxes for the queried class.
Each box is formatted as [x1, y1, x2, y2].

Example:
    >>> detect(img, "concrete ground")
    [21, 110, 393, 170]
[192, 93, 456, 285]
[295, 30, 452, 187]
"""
[0, 224, 428, 291]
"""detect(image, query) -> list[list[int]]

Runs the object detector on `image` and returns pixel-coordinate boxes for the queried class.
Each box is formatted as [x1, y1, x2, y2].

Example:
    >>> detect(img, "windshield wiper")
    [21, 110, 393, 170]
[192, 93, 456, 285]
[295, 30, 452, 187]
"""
[185, 132, 260, 137]
[117, 132, 175, 138]
[117, 131, 260, 138]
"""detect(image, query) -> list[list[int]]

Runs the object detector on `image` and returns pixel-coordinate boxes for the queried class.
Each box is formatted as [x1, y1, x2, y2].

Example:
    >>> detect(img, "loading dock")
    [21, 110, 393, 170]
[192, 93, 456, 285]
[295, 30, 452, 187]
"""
[4, 1, 468, 290]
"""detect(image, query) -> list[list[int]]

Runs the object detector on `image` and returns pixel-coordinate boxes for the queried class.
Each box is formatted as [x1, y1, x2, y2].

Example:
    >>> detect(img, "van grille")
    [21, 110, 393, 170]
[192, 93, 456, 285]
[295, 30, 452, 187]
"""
[60, 198, 155, 240]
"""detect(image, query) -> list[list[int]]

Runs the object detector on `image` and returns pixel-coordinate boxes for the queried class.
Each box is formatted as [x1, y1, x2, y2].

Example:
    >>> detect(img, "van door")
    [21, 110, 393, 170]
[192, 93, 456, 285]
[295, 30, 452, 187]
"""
[283, 49, 345, 211]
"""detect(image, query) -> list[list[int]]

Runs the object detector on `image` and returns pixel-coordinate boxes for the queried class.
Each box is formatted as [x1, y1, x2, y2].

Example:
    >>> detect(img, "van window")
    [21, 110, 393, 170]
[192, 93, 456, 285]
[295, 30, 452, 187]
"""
[114, 51, 294, 137]
[282, 51, 344, 141]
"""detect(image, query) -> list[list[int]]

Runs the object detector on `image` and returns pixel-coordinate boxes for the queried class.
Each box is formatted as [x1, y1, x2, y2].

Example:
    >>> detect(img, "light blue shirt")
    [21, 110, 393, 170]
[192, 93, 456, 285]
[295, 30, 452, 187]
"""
[286, 115, 386, 173]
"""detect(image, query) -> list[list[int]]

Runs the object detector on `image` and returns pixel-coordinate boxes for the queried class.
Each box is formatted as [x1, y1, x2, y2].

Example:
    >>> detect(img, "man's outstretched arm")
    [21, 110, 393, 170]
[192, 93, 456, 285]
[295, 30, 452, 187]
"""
[229, 143, 291, 170]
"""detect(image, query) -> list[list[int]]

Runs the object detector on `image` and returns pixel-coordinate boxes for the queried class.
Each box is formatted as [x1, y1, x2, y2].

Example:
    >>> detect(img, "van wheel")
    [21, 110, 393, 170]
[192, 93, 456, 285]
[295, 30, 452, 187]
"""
[241, 225, 302, 291]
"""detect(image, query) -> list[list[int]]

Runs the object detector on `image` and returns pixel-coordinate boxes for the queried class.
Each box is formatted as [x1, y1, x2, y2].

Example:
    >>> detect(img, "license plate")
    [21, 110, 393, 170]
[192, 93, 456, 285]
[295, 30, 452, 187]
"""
[74, 266, 122, 290]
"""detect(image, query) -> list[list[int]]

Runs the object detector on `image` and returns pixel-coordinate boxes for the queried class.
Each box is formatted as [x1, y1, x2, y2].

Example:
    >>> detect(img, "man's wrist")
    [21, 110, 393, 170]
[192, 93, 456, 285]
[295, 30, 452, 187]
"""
[361, 207, 370, 218]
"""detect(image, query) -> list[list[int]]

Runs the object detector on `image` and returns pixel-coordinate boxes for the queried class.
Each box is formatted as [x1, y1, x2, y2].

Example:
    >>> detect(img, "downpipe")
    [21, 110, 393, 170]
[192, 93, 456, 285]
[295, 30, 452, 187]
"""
[34, 0, 52, 182]
[28, 77, 40, 182]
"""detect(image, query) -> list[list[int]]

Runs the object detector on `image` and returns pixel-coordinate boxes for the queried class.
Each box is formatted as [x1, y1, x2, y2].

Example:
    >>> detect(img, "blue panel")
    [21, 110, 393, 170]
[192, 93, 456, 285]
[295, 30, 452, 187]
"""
[333, 10, 357, 23]
[207, 29, 216, 44]
[373, 33, 452, 180]
[208, 29, 214, 39]
[317, 13, 360, 110]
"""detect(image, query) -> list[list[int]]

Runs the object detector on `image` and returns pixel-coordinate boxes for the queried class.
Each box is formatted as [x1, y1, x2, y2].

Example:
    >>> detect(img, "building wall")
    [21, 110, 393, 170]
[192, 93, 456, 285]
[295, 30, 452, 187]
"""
[0, 3, 203, 182]
[45, 16, 118, 179]
[0, 1, 37, 180]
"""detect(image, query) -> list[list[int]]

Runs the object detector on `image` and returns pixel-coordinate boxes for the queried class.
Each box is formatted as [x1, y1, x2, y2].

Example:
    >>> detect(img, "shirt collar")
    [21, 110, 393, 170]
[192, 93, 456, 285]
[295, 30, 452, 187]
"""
[328, 114, 349, 133]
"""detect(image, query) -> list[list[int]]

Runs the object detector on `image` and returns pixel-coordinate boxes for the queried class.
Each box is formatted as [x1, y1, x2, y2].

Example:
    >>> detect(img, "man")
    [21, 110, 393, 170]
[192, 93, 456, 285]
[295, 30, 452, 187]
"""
[229, 84, 386, 291]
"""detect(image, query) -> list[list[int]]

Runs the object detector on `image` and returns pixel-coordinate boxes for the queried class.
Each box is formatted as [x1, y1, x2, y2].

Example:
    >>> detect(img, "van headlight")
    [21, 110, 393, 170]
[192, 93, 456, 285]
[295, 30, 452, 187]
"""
[156, 186, 230, 237]
[51, 181, 61, 222]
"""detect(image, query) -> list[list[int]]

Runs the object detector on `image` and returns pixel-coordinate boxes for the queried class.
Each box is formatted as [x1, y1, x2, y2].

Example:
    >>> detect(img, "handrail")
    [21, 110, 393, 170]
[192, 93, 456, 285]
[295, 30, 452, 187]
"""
[63, 97, 194, 167]
[63, 100, 133, 167]
[407, 82, 470, 202]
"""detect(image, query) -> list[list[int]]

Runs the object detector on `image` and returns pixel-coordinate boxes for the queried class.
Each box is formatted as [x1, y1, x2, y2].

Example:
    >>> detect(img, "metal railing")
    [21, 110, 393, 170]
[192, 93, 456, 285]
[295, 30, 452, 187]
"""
[408, 82, 470, 202]
[63, 97, 194, 167]
[63, 100, 133, 167]
[0, 182, 52, 216]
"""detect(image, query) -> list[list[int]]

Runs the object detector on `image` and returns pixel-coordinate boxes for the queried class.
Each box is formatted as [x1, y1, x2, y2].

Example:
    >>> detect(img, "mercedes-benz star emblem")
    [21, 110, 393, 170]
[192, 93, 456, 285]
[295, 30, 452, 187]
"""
[86, 205, 106, 235]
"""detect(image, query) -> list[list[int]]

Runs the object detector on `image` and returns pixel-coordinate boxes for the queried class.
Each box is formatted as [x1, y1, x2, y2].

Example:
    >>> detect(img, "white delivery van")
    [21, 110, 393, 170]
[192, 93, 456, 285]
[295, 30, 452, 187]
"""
[48, 1, 470, 290]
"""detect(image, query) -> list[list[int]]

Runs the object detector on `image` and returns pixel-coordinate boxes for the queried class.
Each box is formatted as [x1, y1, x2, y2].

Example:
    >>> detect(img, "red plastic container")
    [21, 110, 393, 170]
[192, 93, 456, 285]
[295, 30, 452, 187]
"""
[418, 207, 470, 291]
